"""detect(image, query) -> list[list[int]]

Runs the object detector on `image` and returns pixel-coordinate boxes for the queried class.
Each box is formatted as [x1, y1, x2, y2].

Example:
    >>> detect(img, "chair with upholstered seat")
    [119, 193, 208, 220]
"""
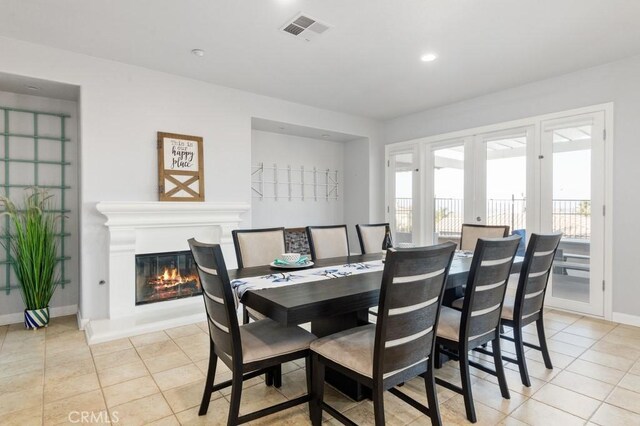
[356, 223, 391, 254]
[435, 235, 520, 423]
[497, 232, 562, 386]
[306, 225, 350, 260]
[188, 239, 316, 425]
[310, 242, 457, 426]
[459, 224, 510, 251]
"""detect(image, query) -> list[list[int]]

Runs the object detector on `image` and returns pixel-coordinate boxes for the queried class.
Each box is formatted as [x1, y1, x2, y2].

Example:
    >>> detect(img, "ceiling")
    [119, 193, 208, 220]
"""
[0, 72, 79, 101]
[1, 1, 640, 119]
[252, 118, 363, 143]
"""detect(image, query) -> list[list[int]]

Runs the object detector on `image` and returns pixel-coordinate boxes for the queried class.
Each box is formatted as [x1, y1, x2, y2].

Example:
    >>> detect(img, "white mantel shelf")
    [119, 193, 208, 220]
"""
[96, 201, 251, 228]
[86, 200, 250, 344]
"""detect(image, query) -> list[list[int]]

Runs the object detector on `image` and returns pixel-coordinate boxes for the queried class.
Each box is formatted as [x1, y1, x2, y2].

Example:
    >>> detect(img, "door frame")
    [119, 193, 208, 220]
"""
[385, 103, 614, 320]
[385, 145, 422, 245]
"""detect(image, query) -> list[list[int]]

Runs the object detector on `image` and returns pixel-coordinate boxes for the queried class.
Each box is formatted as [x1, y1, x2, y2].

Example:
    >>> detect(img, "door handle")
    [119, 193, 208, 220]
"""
[476, 217, 482, 222]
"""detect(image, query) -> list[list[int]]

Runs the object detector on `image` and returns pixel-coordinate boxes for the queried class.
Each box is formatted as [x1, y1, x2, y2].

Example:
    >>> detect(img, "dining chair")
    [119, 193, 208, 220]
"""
[494, 232, 562, 387]
[459, 224, 510, 251]
[231, 227, 287, 386]
[188, 239, 316, 425]
[310, 242, 457, 426]
[435, 235, 520, 423]
[356, 223, 391, 254]
[306, 225, 349, 260]
[284, 227, 311, 256]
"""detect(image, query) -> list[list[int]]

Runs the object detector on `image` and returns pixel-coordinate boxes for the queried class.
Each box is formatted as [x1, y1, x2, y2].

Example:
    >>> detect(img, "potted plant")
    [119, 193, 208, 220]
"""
[0, 188, 61, 329]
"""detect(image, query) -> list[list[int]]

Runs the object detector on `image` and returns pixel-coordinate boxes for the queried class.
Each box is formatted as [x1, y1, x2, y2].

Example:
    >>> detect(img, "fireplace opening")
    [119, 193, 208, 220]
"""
[135, 250, 201, 305]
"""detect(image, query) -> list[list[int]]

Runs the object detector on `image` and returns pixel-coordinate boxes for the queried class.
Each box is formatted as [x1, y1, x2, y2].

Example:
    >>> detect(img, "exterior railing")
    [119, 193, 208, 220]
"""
[394, 197, 591, 240]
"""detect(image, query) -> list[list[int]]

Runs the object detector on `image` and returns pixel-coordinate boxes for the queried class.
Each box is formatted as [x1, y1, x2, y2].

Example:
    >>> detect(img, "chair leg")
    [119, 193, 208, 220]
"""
[434, 343, 442, 369]
[242, 305, 250, 325]
[459, 347, 477, 423]
[424, 361, 442, 426]
[305, 355, 313, 415]
[227, 371, 244, 426]
[310, 353, 325, 426]
[513, 325, 531, 387]
[373, 383, 385, 426]
[198, 342, 218, 415]
[491, 337, 511, 400]
[265, 370, 274, 386]
[536, 318, 553, 369]
[273, 364, 282, 388]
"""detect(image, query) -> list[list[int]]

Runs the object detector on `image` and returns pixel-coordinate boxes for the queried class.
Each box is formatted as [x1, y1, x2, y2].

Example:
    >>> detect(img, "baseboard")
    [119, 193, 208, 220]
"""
[76, 310, 89, 330]
[612, 312, 640, 327]
[0, 304, 78, 326]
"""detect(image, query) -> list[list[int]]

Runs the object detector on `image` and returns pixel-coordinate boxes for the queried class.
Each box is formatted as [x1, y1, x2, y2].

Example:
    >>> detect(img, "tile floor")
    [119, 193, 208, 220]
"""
[1, 310, 640, 425]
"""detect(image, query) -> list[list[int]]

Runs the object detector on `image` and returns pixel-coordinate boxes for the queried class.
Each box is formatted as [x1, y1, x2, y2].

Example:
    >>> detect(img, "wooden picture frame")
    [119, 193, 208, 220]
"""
[157, 132, 205, 201]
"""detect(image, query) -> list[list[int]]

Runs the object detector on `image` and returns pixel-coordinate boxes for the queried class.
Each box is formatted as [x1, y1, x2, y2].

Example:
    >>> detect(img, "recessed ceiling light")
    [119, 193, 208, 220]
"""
[191, 49, 205, 57]
[25, 85, 40, 91]
[321, 134, 330, 138]
[420, 53, 438, 62]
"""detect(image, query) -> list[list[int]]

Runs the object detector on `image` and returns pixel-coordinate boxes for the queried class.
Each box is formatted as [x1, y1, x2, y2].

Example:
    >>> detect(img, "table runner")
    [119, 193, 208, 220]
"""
[231, 260, 385, 299]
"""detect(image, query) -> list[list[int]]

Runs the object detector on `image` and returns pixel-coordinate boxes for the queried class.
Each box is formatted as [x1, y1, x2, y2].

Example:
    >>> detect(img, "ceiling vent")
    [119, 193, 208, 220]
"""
[280, 13, 331, 42]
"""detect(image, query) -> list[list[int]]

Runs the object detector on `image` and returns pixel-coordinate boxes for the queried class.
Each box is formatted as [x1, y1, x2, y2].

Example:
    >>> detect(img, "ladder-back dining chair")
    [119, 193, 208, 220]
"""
[306, 225, 350, 260]
[356, 223, 391, 254]
[496, 232, 562, 386]
[310, 242, 457, 426]
[459, 224, 510, 251]
[435, 235, 520, 423]
[188, 239, 316, 425]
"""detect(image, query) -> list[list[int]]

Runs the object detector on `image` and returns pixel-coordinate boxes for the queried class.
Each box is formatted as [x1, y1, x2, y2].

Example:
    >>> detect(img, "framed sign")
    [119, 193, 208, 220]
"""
[157, 132, 204, 201]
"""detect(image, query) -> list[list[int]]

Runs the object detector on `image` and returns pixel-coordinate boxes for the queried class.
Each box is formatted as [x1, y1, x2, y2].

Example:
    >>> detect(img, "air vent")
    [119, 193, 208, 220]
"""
[281, 13, 331, 42]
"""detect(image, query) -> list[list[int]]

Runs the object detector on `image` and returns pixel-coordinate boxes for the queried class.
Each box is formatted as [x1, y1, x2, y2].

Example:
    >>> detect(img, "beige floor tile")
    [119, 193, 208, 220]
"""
[195, 321, 209, 333]
[590, 402, 640, 426]
[545, 311, 582, 325]
[44, 371, 100, 403]
[165, 324, 204, 339]
[601, 332, 640, 351]
[173, 332, 210, 349]
[89, 337, 133, 356]
[43, 388, 107, 425]
[45, 356, 96, 382]
[275, 368, 309, 399]
[550, 331, 598, 348]
[135, 338, 182, 360]
[439, 394, 506, 426]
[579, 349, 636, 371]
[103, 375, 159, 407]
[338, 393, 424, 426]
[109, 392, 172, 425]
[248, 406, 311, 425]
[510, 398, 585, 426]
[505, 358, 559, 382]
[237, 382, 290, 416]
[388, 376, 457, 407]
[143, 349, 192, 374]
[0, 386, 42, 417]
[45, 332, 88, 356]
[129, 330, 170, 348]
[175, 397, 231, 425]
[484, 364, 546, 396]
[97, 359, 147, 387]
[525, 348, 575, 368]
[468, 378, 528, 415]
[591, 340, 640, 361]
[532, 383, 600, 419]
[179, 340, 210, 362]
[618, 372, 640, 393]
[605, 386, 640, 414]
[566, 359, 626, 385]
[93, 347, 141, 371]
[281, 360, 304, 374]
[0, 354, 44, 379]
[497, 416, 529, 426]
[630, 360, 640, 376]
[0, 405, 42, 426]
[45, 343, 92, 365]
[563, 324, 612, 340]
[0, 369, 43, 395]
[147, 414, 181, 426]
[162, 378, 223, 412]
[152, 363, 204, 391]
[551, 370, 614, 400]
[546, 339, 588, 357]
[609, 324, 640, 339]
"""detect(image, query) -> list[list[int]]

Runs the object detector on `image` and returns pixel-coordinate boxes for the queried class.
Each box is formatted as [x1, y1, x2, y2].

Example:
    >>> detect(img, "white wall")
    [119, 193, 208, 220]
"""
[251, 130, 345, 228]
[0, 36, 381, 322]
[0, 90, 79, 323]
[382, 54, 640, 320]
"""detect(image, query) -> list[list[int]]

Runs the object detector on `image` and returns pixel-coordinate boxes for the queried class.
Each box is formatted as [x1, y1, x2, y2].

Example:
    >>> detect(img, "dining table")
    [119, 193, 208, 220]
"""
[228, 252, 523, 401]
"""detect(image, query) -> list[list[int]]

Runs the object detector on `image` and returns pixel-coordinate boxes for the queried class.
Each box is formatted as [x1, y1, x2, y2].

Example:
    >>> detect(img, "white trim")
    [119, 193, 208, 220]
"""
[0, 304, 78, 327]
[612, 312, 640, 328]
[388, 296, 438, 316]
[393, 269, 445, 284]
[481, 257, 512, 267]
[385, 326, 432, 348]
[77, 310, 89, 330]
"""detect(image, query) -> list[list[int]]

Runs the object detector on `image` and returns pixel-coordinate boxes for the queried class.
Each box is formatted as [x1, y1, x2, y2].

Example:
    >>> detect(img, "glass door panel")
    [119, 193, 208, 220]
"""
[388, 150, 418, 245]
[542, 113, 604, 315]
[433, 145, 464, 245]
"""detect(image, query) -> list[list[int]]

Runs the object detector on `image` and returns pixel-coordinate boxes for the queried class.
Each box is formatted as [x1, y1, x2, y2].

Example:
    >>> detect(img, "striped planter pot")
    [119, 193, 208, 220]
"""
[24, 307, 50, 329]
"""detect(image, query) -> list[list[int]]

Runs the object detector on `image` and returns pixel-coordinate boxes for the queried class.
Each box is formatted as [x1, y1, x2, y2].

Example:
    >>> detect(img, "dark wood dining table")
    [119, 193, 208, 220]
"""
[228, 252, 523, 400]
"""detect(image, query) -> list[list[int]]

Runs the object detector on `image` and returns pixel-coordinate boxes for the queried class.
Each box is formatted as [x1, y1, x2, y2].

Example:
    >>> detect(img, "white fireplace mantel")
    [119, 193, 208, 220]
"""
[86, 201, 250, 344]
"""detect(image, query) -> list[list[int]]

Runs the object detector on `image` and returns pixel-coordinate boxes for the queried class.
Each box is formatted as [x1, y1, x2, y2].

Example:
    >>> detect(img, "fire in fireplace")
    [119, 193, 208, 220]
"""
[135, 250, 201, 305]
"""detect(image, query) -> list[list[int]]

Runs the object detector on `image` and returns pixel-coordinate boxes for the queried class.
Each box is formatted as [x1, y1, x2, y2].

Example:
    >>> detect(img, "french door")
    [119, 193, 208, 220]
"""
[387, 148, 420, 245]
[541, 112, 605, 316]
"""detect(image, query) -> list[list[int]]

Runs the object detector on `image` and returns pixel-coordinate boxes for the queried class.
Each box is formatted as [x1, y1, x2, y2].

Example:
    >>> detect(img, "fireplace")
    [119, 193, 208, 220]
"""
[135, 250, 201, 305]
